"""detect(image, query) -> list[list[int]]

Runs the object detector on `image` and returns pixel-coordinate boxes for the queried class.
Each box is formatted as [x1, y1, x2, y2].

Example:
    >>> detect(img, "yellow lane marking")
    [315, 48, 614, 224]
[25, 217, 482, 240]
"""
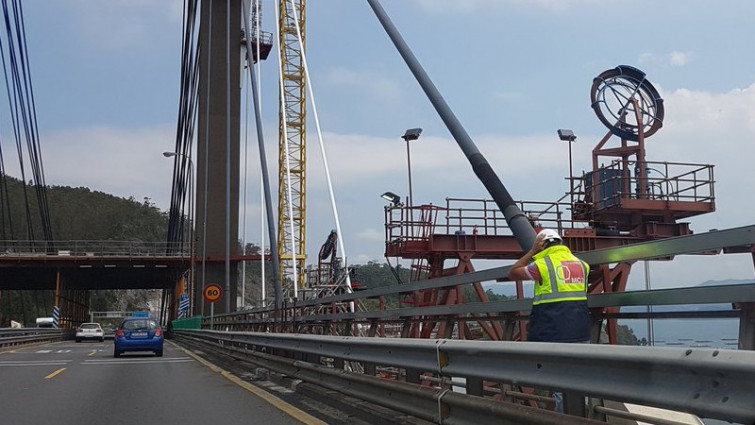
[45, 368, 66, 379]
[88, 350, 97, 357]
[178, 344, 327, 425]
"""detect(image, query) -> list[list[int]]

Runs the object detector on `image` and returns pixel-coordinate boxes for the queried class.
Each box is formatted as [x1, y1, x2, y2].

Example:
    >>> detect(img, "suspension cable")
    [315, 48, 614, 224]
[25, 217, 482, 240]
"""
[167, 0, 199, 251]
[0, 0, 52, 245]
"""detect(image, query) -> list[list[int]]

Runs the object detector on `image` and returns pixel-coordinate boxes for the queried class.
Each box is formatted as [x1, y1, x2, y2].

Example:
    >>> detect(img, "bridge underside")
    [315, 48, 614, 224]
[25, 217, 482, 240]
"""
[0, 258, 186, 290]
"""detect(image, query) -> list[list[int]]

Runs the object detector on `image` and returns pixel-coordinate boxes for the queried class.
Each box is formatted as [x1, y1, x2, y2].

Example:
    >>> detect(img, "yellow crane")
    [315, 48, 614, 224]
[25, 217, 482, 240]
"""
[277, 0, 307, 298]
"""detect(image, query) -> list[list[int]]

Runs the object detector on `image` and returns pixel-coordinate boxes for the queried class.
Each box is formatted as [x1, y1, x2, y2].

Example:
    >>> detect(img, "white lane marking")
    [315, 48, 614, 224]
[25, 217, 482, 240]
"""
[36, 350, 52, 353]
[83, 357, 193, 365]
[55, 350, 71, 353]
[0, 361, 71, 367]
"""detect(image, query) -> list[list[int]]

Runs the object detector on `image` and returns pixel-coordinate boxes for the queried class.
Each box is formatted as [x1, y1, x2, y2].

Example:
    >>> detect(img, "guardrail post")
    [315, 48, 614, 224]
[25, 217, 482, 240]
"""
[737, 302, 755, 350]
[502, 313, 516, 340]
[363, 362, 376, 376]
[333, 357, 344, 370]
[368, 320, 378, 337]
[406, 367, 421, 384]
[563, 392, 587, 417]
[466, 377, 483, 396]
[589, 308, 603, 343]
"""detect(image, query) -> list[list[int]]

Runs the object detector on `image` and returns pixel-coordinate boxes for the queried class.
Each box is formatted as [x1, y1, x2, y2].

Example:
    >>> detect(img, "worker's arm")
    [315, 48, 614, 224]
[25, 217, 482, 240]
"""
[507, 234, 546, 281]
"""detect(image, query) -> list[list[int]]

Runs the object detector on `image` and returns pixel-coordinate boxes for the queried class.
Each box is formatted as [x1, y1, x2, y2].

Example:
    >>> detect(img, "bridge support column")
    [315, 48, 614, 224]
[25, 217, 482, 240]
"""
[195, 0, 241, 316]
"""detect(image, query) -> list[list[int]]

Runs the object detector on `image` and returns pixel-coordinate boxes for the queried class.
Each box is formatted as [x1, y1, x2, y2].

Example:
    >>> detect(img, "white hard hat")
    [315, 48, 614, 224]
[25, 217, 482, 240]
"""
[538, 228, 562, 243]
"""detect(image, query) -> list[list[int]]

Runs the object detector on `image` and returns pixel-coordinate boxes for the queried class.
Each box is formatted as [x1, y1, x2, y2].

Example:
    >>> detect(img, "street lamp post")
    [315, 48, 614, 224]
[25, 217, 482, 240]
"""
[401, 128, 422, 207]
[557, 129, 577, 207]
[163, 151, 195, 315]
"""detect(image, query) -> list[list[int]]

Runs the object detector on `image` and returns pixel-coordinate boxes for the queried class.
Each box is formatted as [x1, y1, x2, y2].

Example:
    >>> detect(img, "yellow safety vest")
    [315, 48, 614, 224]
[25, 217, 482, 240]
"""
[531, 245, 589, 306]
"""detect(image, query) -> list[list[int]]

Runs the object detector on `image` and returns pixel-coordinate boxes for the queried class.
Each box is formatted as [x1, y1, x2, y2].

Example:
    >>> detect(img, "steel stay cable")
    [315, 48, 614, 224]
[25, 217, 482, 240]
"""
[14, 0, 52, 242]
[0, 0, 51, 243]
[168, 0, 199, 249]
[255, 0, 266, 307]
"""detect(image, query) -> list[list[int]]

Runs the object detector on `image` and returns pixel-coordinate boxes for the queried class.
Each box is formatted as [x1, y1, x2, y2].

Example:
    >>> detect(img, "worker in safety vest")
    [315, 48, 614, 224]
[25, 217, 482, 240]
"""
[507, 229, 591, 342]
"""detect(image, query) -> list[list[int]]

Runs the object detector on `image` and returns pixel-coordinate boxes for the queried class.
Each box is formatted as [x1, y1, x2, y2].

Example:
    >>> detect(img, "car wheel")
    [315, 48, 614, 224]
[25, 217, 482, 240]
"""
[155, 350, 163, 357]
[100, 338, 104, 343]
[113, 350, 120, 358]
[75, 339, 81, 343]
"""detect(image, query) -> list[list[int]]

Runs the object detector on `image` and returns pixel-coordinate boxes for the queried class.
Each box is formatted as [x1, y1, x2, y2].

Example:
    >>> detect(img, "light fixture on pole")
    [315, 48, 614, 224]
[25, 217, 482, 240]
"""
[380, 191, 401, 206]
[163, 151, 195, 314]
[401, 127, 422, 207]
[557, 129, 577, 207]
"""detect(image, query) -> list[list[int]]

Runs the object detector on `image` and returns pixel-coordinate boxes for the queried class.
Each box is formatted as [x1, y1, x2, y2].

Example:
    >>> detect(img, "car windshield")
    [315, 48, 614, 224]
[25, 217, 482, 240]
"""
[81, 323, 100, 329]
[122, 319, 158, 331]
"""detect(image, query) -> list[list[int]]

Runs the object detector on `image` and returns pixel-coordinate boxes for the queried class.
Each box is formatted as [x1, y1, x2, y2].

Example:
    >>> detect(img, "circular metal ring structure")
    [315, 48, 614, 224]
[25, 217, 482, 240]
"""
[590, 65, 664, 141]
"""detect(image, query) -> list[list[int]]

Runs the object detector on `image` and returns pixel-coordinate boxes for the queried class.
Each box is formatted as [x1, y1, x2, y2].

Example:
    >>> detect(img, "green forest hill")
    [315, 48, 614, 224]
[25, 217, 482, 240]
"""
[0, 175, 641, 344]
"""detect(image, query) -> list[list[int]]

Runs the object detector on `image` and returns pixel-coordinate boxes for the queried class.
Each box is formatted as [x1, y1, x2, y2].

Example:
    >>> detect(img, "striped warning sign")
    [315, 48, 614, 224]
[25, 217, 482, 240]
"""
[52, 306, 60, 328]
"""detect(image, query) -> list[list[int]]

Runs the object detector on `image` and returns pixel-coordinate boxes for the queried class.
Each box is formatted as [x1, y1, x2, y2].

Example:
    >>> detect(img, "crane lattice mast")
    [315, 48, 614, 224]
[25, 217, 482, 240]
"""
[277, 0, 307, 299]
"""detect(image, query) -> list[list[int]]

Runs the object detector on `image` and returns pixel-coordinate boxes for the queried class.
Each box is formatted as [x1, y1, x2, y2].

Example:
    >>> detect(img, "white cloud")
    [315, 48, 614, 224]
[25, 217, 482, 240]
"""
[34, 125, 176, 207]
[413, 0, 613, 13]
[637, 51, 695, 68]
[669, 51, 694, 67]
[356, 228, 384, 243]
[65, 1, 183, 52]
[321, 67, 401, 102]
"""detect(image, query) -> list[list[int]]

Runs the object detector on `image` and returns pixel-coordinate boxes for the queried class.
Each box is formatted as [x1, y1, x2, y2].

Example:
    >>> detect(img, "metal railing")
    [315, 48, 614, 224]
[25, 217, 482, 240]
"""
[208, 226, 755, 344]
[0, 240, 188, 258]
[173, 329, 755, 424]
[385, 197, 581, 245]
[0, 328, 70, 349]
[575, 160, 715, 209]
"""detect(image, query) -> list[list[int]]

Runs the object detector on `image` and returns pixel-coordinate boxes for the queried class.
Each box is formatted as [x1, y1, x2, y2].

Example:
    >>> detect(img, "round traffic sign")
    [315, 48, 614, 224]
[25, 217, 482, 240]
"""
[203, 284, 223, 303]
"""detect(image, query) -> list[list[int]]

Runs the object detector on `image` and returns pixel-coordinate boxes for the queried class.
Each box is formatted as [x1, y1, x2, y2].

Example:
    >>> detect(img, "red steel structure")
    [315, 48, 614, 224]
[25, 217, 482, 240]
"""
[383, 66, 716, 343]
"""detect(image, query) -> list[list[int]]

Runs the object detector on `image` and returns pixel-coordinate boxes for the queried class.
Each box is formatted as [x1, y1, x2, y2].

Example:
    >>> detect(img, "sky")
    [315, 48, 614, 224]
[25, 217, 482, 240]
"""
[3, 0, 755, 292]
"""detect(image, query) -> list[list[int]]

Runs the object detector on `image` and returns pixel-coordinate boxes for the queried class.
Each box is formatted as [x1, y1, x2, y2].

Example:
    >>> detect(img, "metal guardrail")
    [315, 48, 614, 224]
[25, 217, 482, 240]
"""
[216, 225, 755, 319]
[207, 226, 755, 350]
[212, 284, 754, 344]
[174, 330, 605, 425]
[0, 328, 69, 349]
[174, 329, 755, 424]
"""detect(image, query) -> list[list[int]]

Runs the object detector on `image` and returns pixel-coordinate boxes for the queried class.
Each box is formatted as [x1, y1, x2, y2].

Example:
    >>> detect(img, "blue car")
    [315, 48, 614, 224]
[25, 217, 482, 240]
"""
[114, 318, 164, 357]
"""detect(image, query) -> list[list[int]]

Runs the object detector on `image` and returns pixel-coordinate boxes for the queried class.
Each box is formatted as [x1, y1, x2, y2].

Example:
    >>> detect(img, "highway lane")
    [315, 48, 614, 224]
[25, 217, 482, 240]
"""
[0, 340, 323, 425]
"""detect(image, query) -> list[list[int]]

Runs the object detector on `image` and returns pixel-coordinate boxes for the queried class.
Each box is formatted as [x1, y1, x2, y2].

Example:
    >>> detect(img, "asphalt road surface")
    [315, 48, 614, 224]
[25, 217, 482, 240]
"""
[0, 340, 322, 425]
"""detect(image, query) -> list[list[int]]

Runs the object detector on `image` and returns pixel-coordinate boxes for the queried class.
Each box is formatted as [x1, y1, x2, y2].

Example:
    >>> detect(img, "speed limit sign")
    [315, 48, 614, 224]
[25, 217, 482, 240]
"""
[203, 284, 223, 303]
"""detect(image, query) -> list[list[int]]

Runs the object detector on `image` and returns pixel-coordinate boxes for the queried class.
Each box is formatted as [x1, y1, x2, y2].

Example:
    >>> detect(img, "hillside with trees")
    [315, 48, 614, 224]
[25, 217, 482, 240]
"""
[0, 175, 169, 325]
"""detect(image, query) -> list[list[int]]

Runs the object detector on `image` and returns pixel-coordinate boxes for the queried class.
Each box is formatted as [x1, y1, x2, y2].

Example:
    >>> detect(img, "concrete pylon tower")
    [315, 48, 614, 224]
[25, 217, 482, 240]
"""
[195, 0, 241, 315]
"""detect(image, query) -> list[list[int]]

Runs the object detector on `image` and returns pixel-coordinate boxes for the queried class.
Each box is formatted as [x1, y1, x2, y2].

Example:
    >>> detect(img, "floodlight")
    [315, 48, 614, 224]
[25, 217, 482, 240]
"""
[557, 129, 576, 142]
[380, 191, 401, 205]
[401, 128, 423, 141]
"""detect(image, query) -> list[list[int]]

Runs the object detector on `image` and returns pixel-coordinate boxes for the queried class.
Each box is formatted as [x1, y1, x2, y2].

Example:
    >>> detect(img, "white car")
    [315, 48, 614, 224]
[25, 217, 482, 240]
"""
[75, 322, 104, 342]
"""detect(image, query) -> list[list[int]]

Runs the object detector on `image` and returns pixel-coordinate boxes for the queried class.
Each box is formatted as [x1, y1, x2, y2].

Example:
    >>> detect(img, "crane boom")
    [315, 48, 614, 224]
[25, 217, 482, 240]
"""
[277, 0, 307, 299]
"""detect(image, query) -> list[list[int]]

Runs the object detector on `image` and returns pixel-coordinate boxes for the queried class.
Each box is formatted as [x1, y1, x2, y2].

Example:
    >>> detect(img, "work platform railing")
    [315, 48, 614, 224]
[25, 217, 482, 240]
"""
[384, 197, 587, 248]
